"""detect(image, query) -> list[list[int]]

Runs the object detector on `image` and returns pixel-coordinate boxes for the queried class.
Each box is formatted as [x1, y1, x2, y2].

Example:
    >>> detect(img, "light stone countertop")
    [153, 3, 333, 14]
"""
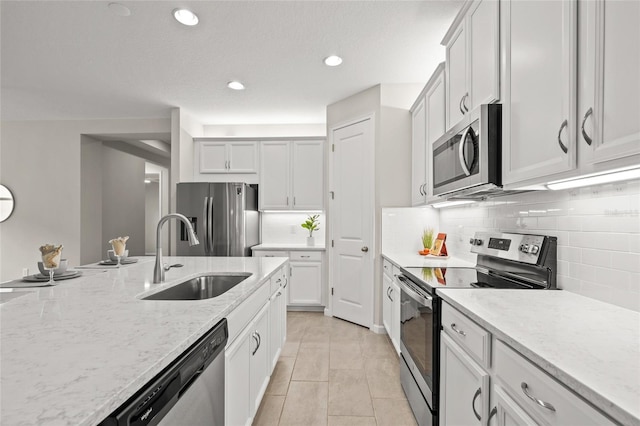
[381, 251, 476, 269]
[437, 289, 640, 426]
[0, 256, 288, 426]
[252, 243, 325, 251]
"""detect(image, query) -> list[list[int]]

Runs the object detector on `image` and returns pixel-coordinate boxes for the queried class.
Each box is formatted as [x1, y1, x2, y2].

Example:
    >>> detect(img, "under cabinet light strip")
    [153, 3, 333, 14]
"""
[546, 165, 640, 190]
[430, 200, 476, 209]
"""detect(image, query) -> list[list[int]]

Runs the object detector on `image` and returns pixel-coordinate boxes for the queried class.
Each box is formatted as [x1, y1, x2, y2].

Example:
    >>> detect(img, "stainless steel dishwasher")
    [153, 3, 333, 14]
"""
[100, 318, 228, 426]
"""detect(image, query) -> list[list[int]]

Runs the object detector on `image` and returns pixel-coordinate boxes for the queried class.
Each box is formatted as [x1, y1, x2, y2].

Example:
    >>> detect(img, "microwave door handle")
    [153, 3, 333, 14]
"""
[458, 127, 473, 176]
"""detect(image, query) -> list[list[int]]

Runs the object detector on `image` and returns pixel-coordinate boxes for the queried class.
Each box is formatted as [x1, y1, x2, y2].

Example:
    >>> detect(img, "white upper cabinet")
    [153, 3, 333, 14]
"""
[411, 63, 446, 206]
[259, 140, 324, 211]
[443, 0, 499, 131]
[411, 98, 427, 206]
[578, 0, 640, 166]
[502, 0, 577, 185]
[260, 141, 291, 210]
[292, 141, 324, 210]
[198, 141, 258, 174]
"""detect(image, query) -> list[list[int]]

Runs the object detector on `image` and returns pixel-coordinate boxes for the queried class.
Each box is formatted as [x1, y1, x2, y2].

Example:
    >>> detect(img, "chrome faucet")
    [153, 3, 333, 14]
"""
[154, 213, 199, 283]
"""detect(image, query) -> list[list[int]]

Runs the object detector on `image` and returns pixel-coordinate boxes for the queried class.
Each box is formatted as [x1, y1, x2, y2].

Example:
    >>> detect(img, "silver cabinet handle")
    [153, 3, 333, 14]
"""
[471, 387, 482, 421]
[251, 332, 259, 355]
[557, 119, 569, 154]
[361, 246, 369, 252]
[463, 93, 469, 112]
[286, 196, 289, 206]
[256, 331, 261, 351]
[581, 107, 593, 146]
[301, 255, 310, 258]
[293, 196, 296, 206]
[488, 407, 497, 424]
[521, 382, 556, 412]
[419, 183, 424, 196]
[450, 323, 466, 336]
[459, 95, 466, 115]
[388, 287, 393, 302]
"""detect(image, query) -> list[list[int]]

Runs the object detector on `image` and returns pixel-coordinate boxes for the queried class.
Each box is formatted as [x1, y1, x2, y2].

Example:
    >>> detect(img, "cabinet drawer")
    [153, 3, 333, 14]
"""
[494, 340, 614, 426]
[289, 251, 322, 261]
[441, 302, 491, 368]
[382, 259, 393, 277]
[253, 250, 289, 258]
[226, 282, 271, 345]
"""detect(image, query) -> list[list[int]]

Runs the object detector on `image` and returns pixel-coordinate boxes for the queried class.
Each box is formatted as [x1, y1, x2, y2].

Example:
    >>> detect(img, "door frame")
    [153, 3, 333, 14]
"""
[325, 112, 377, 330]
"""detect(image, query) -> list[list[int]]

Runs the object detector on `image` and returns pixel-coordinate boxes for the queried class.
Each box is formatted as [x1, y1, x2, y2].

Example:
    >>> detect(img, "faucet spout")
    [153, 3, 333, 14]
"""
[154, 213, 199, 283]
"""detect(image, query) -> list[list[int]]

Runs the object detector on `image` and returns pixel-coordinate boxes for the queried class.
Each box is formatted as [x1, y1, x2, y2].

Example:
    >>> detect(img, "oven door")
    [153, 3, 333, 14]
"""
[397, 274, 437, 411]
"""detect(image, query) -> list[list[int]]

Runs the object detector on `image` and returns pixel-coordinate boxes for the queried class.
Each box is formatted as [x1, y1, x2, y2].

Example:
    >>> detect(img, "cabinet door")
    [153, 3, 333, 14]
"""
[250, 304, 270, 417]
[502, 0, 577, 185]
[228, 142, 258, 173]
[382, 273, 393, 335]
[225, 326, 252, 426]
[280, 268, 289, 347]
[259, 141, 291, 210]
[288, 261, 322, 305]
[468, 0, 500, 112]
[425, 66, 446, 197]
[584, 0, 640, 164]
[268, 290, 282, 373]
[440, 332, 490, 426]
[292, 140, 324, 210]
[411, 97, 427, 206]
[390, 279, 401, 354]
[200, 142, 228, 173]
[491, 385, 539, 426]
[446, 23, 468, 130]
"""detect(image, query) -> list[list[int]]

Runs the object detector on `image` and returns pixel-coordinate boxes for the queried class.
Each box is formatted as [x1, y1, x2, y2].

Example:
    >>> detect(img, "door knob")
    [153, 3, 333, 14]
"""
[361, 246, 369, 252]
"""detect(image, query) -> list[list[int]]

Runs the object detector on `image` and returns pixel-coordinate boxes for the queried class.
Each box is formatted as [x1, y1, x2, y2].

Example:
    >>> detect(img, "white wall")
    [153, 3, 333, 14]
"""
[145, 181, 160, 254]
[439, 180, 640, 312]
[261, 212, 326, 245]
[0, 118, 170, 281]
[80, 136, 104, 264]
[101, 148, 146, 257]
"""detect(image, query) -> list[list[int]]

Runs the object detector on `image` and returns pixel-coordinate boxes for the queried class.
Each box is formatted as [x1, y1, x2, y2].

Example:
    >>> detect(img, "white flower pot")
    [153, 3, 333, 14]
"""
[306, 236, 315, 246]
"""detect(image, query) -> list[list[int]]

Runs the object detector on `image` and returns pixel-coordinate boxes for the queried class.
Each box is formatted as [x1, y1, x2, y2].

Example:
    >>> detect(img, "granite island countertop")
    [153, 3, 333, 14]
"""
[0, 256, 288, 426]
[437, 289, 640, 426]
[252, 243, 325, 251]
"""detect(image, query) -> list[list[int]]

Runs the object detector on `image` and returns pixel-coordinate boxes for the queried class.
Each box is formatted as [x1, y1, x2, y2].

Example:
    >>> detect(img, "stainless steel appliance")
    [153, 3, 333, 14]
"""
[397, 232, 557, 426]
[100, 318, 228, 426]
[432, 104, 501, 198]
[176, 183, 259, 256]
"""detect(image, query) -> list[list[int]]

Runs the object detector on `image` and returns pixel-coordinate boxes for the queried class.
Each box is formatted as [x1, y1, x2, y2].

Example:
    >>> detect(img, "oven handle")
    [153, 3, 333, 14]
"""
[396, 274, 433, 306]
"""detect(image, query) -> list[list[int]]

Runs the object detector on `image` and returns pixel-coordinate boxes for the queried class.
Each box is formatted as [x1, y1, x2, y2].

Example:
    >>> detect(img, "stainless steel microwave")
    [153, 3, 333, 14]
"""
[432, 104, 501, 197]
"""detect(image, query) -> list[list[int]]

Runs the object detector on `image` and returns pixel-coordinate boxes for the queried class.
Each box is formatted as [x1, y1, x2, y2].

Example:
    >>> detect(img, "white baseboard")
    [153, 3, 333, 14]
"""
[370, 324, 387, 334]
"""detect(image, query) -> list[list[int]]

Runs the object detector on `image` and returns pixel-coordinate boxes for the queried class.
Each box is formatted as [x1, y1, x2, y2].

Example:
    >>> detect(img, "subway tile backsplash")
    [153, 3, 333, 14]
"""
[439, 180, 640, 312]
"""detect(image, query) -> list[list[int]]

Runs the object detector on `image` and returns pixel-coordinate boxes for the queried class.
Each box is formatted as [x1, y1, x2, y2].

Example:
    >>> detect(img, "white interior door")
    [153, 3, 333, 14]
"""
[330, 118, 374, 328]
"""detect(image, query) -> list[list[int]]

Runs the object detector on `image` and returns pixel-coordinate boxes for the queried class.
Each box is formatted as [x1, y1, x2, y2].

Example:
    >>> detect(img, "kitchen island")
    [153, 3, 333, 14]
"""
[0, 256, 288, 426]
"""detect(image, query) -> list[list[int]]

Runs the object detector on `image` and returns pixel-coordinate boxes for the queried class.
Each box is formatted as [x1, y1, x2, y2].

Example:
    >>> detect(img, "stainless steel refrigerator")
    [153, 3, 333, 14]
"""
[176, 182, 259, 256]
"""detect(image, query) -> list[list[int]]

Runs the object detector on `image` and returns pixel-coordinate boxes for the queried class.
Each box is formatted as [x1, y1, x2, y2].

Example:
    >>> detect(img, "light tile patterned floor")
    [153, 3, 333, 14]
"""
[253, 312, 418, 426]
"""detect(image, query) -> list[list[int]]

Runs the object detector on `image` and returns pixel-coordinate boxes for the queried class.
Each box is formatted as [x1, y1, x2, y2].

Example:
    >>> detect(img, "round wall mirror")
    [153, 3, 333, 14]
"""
[0, 185, 16, 222]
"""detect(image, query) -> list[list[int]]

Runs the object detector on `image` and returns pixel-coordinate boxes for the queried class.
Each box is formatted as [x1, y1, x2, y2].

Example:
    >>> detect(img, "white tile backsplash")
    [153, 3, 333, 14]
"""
[261, 212, 326, 244]
[438, 179, 640, 312]
[381, 207, 440, 253]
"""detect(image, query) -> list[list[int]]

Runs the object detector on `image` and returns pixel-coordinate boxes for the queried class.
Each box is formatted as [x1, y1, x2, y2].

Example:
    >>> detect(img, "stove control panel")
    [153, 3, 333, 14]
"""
[470, 232, 547, 265]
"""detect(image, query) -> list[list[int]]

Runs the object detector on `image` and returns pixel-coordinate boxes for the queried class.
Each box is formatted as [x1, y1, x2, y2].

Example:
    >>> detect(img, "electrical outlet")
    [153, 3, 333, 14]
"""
[22, 268, 29, 277]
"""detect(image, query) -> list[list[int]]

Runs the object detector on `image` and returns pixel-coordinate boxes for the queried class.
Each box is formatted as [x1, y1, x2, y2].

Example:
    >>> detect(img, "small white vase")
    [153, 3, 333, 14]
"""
[306, 236, 315, 246]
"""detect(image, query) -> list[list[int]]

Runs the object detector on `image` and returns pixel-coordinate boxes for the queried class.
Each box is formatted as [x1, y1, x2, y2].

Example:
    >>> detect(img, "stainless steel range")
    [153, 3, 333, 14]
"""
[397, 232, 558, 426]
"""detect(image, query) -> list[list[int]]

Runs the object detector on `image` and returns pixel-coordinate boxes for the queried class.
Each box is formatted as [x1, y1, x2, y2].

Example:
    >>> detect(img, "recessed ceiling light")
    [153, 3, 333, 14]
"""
[173, 8, 199, 26]
[227, 81, 245, 91]
[324, 55, 343, 67]
[108, 3, 131, 17]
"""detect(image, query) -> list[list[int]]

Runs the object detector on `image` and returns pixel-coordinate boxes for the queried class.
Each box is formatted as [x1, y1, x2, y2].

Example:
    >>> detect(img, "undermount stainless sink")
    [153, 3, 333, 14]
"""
[144, 273, 252, 301]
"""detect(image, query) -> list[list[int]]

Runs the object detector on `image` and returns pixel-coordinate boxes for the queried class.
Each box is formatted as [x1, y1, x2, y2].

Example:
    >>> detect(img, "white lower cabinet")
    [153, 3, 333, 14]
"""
[440, 302, 615, 426]
[381, 259, 400, 354]
[225, 266, 288, 425]
[440, 332, 490, 425]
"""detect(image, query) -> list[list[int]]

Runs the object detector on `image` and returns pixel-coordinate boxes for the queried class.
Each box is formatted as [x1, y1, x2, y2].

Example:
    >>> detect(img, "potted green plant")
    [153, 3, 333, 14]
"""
[420, 227, 434, 255]
[301, 214, 320, 246]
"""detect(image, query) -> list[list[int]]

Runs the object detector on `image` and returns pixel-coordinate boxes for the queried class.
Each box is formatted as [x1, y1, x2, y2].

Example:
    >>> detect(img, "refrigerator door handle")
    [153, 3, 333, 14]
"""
[207, 196, 214, 255]
[202, 197, 210, 255]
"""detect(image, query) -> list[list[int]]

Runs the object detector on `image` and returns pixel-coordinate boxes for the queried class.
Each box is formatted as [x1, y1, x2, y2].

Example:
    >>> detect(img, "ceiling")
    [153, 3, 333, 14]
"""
[1, 1, 462, 125]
